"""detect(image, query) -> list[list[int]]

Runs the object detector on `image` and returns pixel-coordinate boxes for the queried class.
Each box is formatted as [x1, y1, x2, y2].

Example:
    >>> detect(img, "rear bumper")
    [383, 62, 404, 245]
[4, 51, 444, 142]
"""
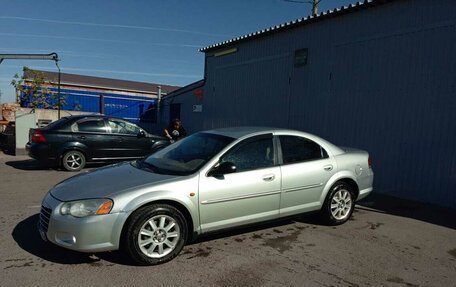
[357, 187, 373, 201]
[357, 169, 374, 201]
[26, 142, 58, 163]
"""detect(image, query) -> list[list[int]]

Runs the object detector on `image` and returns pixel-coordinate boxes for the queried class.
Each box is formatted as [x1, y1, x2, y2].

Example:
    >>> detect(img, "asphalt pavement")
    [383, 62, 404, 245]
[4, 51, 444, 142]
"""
[0, 153, 455, 287]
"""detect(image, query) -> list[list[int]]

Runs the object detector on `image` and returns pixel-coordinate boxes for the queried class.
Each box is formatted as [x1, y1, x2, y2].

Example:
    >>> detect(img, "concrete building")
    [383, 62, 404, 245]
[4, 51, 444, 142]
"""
[178, 0, 455, 207]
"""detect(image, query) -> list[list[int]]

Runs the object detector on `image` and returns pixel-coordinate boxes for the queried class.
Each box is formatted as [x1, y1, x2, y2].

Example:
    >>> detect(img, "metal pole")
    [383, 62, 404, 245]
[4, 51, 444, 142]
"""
[281, 0, 321, 16]
[0, 52, 61, 116]
[312, 0, 318, 16]
[55, 60, 61, 119]
[99, 94, 104, 114]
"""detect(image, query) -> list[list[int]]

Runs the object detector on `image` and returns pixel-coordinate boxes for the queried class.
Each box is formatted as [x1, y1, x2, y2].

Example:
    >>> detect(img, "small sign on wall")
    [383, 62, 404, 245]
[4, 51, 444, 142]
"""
[294, 48, 308, 67]
[193, 105, 203, 112]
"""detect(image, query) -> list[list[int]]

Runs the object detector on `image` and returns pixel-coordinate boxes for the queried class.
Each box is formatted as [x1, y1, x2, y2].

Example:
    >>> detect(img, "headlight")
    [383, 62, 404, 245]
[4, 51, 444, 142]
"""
[60, 199, 113, 217]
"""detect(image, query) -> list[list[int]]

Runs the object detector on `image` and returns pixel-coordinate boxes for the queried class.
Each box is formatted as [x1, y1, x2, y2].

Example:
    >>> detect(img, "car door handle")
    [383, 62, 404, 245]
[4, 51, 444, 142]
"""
[77, 136, 86, 140]
[262, 174, 275, 182]
[323, 165, 333, 171]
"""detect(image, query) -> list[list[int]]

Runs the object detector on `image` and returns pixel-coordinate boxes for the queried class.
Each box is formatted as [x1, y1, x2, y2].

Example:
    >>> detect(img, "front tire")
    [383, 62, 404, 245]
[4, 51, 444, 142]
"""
[321, 182, 355, 225]
[122, 204, 188, 265]
[62, 150, 86, 171]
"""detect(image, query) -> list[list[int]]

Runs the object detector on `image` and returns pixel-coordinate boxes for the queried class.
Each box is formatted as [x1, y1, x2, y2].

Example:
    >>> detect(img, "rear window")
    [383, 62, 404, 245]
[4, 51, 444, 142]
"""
[279, 135, 328, 164]
[40, 117, 70, 130]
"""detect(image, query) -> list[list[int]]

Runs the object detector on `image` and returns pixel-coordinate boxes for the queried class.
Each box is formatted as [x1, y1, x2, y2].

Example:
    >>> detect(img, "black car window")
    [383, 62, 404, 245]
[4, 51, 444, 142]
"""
[279, 135, 328, 164]
[107, 119, 140, 135]
[221, 135, 274, 172]
[73, 118, 107, 133]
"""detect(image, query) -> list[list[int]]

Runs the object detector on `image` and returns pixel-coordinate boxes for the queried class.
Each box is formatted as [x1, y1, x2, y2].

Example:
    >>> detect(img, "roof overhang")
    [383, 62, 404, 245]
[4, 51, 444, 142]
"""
[200, 0, 398, 53]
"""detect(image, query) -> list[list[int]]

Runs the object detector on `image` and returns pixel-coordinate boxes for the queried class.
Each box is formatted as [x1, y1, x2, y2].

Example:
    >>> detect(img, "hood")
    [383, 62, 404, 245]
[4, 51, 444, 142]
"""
[50, 162, 179, 201]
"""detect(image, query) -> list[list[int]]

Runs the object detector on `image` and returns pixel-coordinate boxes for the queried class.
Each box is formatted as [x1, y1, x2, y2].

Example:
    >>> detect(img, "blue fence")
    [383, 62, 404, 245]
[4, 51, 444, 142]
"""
[20, 87, 157, 123]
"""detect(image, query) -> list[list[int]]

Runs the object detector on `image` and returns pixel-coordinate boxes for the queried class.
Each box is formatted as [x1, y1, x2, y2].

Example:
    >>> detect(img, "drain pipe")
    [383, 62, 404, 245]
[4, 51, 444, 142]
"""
[157, 85, 162, 125]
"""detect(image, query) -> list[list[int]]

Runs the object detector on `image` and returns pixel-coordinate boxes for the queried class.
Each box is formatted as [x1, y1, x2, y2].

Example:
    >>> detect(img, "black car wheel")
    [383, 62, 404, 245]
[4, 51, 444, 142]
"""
[62, 150, 86, 172]
[122, 204, 188, 265]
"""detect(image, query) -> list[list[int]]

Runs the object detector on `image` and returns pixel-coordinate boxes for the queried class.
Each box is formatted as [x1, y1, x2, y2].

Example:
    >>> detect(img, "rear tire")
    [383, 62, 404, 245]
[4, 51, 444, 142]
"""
[62, 150, 86, 171]
[122, 204, 188, 265]
[321, 182, 355, 225]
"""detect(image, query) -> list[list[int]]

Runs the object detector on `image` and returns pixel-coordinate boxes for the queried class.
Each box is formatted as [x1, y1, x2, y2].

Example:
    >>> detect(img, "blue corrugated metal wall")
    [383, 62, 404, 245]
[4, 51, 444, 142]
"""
[20, 87, 156, 122]
[201, 0, 456, 207]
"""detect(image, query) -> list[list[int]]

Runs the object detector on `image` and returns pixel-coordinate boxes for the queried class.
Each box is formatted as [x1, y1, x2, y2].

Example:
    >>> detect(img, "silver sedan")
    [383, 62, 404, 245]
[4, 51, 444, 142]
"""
[39, 127, 373, 265]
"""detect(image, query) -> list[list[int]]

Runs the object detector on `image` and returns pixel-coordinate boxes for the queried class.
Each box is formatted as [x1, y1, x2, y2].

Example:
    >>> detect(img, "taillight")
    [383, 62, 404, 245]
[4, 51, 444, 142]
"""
[32, 130, 46, 143]
[368, 156, 372, 169]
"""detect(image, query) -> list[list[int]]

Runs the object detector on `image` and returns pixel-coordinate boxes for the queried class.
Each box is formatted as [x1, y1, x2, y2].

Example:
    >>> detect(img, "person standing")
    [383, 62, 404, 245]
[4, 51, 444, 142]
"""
[164, 118, 187, 143]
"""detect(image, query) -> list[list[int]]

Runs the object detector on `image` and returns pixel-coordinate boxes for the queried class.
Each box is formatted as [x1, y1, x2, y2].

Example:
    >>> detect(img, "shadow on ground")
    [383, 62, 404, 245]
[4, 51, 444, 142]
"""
[12, 213, 323, 266]
[358, 193, 456, 230]
[5, 159, 57, 171]
[5, 159, 107, 171]
[193, 213, 322, 245]
[12, 195, 455, 266]
[1, 146, 15, 156]
[11, 214, 136, 266]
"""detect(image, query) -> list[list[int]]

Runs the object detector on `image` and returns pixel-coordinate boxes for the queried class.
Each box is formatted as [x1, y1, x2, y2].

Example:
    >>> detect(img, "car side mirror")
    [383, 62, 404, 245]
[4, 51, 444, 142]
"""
[208, 161, 237, 177]
[137, 130, 146, 138]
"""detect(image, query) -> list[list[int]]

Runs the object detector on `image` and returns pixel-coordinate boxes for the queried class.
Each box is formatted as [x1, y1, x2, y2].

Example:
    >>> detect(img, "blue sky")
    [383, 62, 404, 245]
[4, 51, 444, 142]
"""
[0, 0, 355, 103]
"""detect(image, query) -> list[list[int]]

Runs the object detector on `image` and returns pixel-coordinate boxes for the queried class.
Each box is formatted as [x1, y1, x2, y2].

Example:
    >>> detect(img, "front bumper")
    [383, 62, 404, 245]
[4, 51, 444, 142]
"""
[39, 193, 129, 252]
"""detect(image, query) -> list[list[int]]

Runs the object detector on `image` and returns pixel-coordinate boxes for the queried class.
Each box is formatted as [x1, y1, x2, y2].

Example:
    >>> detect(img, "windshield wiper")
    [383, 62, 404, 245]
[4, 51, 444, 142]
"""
[138, 159, 190, 176]
[139, 160, 161, 173]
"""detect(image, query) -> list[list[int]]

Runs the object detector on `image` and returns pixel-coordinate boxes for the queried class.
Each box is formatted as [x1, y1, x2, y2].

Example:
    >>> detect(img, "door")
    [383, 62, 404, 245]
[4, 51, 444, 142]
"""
[278, 135, 336, 216]
[169, 103, 181, 123]
[198, 134, 281, 232]
[71, 118, 111, 159]
[106, 118, 151, 158]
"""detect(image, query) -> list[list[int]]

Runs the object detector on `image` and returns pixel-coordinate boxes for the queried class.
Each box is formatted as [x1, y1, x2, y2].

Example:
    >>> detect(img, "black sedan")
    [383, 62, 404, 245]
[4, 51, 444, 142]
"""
[26, 115, 170, 171]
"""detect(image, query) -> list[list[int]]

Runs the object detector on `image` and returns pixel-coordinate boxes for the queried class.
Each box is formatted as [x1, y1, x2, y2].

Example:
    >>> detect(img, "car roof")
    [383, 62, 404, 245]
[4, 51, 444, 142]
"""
[203, 126, 294, 139]
[203, 126, 344, 156]
[63, 114, 124, 121]
[67, 114, 103, 118]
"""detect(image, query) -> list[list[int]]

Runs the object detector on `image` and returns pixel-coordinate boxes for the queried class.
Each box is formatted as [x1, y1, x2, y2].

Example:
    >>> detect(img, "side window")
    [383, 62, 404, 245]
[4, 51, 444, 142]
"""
[279, 136, 328, 164]
[221, 135, 274, 172]
[72, 119, 107, 133]
[107, 119, 140, 135]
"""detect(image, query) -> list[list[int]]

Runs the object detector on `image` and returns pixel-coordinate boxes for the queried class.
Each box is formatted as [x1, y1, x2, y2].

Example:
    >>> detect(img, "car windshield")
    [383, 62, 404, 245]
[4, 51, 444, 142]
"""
[138, 132, 234, 175]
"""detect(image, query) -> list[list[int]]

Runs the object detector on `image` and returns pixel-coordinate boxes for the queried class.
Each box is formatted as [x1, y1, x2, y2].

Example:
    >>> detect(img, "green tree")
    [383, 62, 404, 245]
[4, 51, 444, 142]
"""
[10, 67, 66, 109]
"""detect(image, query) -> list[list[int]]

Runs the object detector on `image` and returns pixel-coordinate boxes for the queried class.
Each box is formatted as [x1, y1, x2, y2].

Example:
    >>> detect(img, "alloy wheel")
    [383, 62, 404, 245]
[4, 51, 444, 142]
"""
[138, 215, 181, 258]
[66, 154, 82, 169]
[330, 189, 352, 220]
